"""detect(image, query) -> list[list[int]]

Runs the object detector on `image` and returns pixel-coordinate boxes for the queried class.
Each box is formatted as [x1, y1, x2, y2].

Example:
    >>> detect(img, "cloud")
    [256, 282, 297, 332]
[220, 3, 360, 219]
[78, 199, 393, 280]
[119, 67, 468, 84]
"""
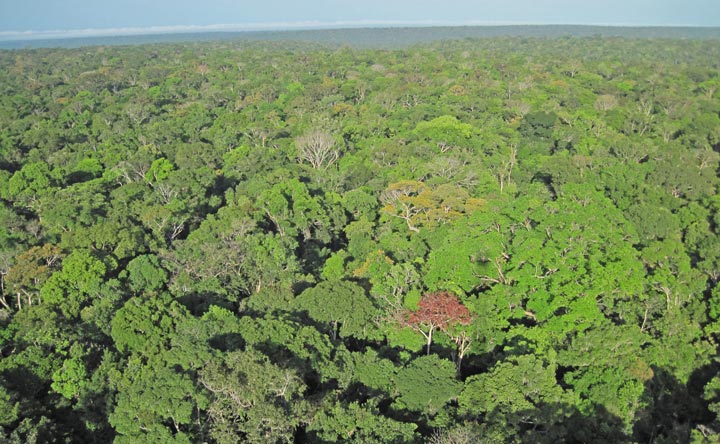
[0, 20, 508, 41]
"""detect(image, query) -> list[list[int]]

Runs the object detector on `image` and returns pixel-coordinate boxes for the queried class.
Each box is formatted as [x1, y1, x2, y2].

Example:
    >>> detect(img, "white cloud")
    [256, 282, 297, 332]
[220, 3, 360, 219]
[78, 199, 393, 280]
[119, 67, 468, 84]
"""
[0, 20, 502, 41]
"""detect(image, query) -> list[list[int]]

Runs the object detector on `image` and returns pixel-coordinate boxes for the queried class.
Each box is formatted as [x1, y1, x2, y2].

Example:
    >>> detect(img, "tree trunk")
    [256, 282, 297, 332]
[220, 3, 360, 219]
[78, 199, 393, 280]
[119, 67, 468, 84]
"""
[425, 327, 434, 355]
[331, 320, 338, 341]
[453, 332, 472, 378]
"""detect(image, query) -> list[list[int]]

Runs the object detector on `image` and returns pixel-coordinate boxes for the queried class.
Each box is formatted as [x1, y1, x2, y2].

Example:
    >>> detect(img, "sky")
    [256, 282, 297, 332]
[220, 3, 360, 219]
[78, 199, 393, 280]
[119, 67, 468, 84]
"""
[1, 0, 719, 40]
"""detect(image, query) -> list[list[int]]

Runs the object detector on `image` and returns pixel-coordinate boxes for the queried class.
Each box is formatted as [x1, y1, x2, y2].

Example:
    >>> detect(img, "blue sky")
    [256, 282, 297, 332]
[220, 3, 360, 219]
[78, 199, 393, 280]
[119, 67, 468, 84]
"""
[1, 0, 718, 39]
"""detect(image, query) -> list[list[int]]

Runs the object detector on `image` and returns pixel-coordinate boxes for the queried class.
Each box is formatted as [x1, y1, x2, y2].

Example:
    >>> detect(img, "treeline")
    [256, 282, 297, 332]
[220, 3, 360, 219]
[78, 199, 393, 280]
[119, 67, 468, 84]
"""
[3, 25, 720, 50]
[0, 36, 719, 443]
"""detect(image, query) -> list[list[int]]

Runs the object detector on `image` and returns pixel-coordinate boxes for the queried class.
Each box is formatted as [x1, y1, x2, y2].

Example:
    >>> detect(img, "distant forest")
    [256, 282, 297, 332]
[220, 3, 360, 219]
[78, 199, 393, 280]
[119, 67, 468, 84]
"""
[1, 31, 720, 443]
[2, 24, 720, 50]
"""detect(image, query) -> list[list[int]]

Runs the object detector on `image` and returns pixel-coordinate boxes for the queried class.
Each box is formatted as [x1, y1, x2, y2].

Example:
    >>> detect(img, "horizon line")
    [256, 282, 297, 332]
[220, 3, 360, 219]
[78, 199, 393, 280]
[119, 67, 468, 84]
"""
[1, 20, 718, 42]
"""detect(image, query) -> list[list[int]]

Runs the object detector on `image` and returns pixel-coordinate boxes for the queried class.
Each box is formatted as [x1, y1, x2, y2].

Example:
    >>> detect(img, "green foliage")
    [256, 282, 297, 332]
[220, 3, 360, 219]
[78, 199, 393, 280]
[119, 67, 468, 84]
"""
[321, 250, 349, 281]
[50, 363, 85, 404]
[294, 280, 379, 340]
[147, 157, 174, 183]
[350, 349, 397, 393]
[0, 34, 718, 444]
[125, 254, 168, 293]
[257, 177, 328, 239]
[70, 157, 103, 182]
[109, 356, 206, 444]
[111, 293, 189, 355]
[0, 383, 19, 426]
[342, 188, 378, 220]
[199, 349, 307, 444]
[414, 115, 473, 151]
[557, 326, 651, 429]
[459, 354, 570, 435]
[394, 355, 461, 414]
[519, 111, 557, 140]
[309, 400, 418, 443]
[1, 161, 56, 210]
[40, 250, 106, 318]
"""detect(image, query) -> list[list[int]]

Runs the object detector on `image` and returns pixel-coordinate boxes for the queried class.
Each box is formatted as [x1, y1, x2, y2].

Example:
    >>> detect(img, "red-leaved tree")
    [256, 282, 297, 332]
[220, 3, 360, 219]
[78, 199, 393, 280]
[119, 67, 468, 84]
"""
[400, 291, 473, 356]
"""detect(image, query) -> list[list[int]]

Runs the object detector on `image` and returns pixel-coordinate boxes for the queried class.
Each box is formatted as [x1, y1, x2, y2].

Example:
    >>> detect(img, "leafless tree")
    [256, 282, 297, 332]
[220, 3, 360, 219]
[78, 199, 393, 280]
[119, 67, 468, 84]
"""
[595, 94, 618, 112]
[296, 129, 340, 170]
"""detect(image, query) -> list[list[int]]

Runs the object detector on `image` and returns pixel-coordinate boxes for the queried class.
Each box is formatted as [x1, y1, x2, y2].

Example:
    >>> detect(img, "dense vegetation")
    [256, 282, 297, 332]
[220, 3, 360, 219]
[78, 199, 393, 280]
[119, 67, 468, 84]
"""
[2, 25, 720, 50]
[0, 34, 719, 443]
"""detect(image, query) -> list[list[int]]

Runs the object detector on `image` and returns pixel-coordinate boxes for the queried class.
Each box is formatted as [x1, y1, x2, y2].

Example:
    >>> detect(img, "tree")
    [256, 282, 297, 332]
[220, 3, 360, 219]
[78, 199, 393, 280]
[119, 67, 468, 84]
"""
[296, 129, 340, 170]
[380, 181, 483, 233]
[380, 181, 427, 233]
[393, 354, 462, 415]
[166, 200, 300, 297]
[459, 355, 570, 434]
[124, 254, 168, 294]
[294, 280, 379, 341]
[199, 349, 307, 444]
[308, 399, 418, 443]
[4, 244, 61, 310]
[111, 293, 188, 356]
[556, 325, 652, 423]
[399, 291, 473, 355]
[414, 115, 473, 153]
[1, 161, 56, 212]
[109, 356, 207, 444]
[0, 383, 19, 427]
[40, 250, 106, 319]
[50, 345, 88, 400]
[256, 177, 328, 240]
[519, 111, 557, 141]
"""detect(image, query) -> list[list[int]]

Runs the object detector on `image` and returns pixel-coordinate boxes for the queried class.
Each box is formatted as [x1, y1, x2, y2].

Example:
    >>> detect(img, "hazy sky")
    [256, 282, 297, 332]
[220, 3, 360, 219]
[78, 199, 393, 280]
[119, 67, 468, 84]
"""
[1, 0, 718, 37]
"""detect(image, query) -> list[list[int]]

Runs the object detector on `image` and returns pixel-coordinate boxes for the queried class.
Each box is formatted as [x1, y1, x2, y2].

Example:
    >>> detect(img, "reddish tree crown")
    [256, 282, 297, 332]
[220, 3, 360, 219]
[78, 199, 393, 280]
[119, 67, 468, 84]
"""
[403, 291, 473, 331]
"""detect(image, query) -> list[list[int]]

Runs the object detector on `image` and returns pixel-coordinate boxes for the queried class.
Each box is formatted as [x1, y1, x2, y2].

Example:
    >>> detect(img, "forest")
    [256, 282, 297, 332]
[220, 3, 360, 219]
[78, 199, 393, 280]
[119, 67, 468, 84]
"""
[0, 33, 719, 443]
